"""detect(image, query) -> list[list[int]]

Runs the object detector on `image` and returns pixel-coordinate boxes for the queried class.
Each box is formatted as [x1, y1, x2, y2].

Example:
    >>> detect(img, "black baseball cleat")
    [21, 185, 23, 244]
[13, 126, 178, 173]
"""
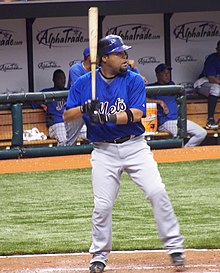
[89, 261, 105, 273]
[170, 252, 185, 266]
[206, 118, 218, 130]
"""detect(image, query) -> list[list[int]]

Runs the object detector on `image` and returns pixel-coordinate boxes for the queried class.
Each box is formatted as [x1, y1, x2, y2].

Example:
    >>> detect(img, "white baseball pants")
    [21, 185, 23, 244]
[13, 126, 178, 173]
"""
[89, 135, 184, 265]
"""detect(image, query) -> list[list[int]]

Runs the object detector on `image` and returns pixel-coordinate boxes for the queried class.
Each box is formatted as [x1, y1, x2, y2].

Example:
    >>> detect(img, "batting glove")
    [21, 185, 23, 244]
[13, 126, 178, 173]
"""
[80, 99, 100, 114]
[89, 111, 117, 125]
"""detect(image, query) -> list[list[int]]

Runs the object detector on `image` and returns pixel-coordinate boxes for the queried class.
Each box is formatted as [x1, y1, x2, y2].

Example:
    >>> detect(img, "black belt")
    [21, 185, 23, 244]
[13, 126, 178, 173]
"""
[104, 135, 138, 144]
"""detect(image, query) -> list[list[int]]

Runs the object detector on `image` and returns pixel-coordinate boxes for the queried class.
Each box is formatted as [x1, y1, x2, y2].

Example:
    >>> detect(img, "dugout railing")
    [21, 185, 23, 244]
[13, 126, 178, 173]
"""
[0, 85, 186, 159]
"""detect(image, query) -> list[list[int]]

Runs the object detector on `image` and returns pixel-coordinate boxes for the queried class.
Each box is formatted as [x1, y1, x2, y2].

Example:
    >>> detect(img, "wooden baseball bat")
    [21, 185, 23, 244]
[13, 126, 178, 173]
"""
[88, 7, 98, 100]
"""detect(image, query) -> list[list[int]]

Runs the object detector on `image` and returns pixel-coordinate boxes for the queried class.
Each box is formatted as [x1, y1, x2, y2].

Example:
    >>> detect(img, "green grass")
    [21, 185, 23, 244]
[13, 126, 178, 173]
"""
[0, 159, 219, 255]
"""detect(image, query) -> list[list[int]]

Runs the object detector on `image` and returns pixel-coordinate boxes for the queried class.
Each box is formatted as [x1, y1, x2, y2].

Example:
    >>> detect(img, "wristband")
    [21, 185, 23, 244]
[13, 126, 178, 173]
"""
[80, 105, 84, 113]
[125, 109, 134, 124]
[107, 114, 117, 123]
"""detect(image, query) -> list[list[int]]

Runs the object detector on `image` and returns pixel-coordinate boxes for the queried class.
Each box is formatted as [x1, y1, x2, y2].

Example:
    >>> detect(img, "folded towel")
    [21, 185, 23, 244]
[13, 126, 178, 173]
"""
[23, 127, 47, 141]
[193, 77, 209, 88]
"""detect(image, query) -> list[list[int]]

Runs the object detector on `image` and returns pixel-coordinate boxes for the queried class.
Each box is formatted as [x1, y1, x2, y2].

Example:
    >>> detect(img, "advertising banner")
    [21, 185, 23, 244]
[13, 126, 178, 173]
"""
[170, 11, 220, 93]
[102, 14, 164, 84]
[0, 19, 28, 94]
[33, 17, 89, 91]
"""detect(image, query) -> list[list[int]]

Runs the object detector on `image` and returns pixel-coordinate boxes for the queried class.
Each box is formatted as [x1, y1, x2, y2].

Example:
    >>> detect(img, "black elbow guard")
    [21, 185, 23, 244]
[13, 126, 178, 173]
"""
[125, 109, 134, 124]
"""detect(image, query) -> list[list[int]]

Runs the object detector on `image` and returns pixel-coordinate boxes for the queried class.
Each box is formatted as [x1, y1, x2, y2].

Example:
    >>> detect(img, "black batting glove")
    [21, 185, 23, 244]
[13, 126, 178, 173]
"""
[80, 99, 100, 114]
[89, 111, 117, 125]
[89, 111, 106, 125]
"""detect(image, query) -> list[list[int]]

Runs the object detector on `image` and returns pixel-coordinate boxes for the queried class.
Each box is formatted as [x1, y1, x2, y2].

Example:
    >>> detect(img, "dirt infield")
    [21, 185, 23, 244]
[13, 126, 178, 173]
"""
[0, 250, 220, 273]
[0, 145, 220, 272]
[0, 145, 220, 174]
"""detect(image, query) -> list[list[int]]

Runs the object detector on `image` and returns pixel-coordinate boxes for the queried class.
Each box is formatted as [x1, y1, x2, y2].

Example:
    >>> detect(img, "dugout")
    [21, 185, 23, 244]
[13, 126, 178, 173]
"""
[0, 86, 186, 159]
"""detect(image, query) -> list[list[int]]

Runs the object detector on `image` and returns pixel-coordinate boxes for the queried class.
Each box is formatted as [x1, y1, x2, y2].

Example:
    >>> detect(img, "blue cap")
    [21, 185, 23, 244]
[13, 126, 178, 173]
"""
[83, 47, 90, 58]
[98, 35, 132, 57]
[155, 63, 172, 73]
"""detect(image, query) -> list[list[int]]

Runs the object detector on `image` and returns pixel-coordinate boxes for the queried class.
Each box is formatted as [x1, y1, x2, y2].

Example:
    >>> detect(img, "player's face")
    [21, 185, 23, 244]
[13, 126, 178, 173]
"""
[54, 73, 66, 90]
[157, 69, 171, 84]
[106, 51, 128, 74]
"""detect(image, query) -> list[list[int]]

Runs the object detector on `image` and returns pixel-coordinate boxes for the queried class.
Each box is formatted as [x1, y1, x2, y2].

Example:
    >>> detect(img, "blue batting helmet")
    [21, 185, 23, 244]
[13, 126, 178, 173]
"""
[98, 35, 132, 57]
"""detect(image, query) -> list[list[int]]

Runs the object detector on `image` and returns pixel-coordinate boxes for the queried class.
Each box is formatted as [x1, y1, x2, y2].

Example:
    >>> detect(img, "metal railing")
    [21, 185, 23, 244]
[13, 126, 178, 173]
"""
[0, 85, 186, 159]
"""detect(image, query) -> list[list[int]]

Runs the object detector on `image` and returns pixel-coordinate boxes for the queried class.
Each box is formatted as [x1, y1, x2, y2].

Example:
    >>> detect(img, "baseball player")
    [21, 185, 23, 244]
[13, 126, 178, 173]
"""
[33, 69, 67, 146]
[194, 40, 220, 129]
[148, 63, 207, 147]
[64, 35, 185, 273]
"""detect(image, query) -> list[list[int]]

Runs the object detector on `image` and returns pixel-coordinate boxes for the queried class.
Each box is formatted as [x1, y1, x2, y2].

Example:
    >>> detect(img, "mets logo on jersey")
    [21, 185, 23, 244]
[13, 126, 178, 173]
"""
[56, 100, 65, 111]
[99, 98, 126, 115]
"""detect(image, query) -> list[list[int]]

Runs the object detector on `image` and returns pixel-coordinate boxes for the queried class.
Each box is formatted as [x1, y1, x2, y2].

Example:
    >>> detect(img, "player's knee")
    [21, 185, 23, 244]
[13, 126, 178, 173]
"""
[146, 184, 166, 201]
[94, 199, 114, 212]
[202, 128, 207, 138]
[197, 128, 207, 141]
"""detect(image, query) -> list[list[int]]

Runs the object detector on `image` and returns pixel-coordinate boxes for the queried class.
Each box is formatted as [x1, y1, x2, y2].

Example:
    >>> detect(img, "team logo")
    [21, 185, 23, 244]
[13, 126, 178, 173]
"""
[105, 24, 160, 41]
[56, 101, 65, 111]
[100, 98, 126, 115]
[173, 21, 220, 42]
[36, 26, 88, 48]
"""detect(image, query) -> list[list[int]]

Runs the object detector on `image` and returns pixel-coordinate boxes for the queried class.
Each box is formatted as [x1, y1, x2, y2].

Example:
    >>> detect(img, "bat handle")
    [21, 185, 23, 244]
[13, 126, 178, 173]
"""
[91, 63, 96, 100]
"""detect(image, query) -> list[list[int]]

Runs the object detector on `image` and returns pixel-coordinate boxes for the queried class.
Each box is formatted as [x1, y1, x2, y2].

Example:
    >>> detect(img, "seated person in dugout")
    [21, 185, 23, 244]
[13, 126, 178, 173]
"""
[148, 63, 207, 148]
[33, 69, 67, 146]
[194, 40, 220, 129]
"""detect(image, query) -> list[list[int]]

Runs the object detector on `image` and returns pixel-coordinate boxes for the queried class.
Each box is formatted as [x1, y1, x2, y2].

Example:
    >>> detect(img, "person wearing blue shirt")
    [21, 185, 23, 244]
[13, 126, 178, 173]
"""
[194, 40, 220, 129]
[148, 63, 207, 147]
[39, 69, 67, 146]
[67, 47, 91, 89]
[64, 35, 185, 273]
[65, 47, 91, 145]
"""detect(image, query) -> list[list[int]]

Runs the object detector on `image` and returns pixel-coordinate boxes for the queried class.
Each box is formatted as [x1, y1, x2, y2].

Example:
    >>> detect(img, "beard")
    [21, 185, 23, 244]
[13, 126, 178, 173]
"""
[119, 65, 128, 73]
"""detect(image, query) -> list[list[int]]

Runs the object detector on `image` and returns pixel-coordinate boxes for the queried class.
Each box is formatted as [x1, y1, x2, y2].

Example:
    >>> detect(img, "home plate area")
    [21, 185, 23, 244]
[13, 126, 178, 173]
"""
[0, 249, 219, 273]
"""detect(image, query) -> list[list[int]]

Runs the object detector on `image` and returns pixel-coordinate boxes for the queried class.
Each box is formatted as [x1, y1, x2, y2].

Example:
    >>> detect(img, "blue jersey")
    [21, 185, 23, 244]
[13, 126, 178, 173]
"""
[149, 81, 177, 126]
[200, 52, 220, 77]
[41, 87, 67, 127]
[65, 69, 146, 142]
[67, 62, 88, 89]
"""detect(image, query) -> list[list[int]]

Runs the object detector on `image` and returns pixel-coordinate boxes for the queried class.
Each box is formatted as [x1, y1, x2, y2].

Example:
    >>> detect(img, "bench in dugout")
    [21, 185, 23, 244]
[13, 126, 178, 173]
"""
[0, 107, 58, 149]
[0, 87, 186, 155]
[144, 91, 220, 145]
[186, 98, 220, 138]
